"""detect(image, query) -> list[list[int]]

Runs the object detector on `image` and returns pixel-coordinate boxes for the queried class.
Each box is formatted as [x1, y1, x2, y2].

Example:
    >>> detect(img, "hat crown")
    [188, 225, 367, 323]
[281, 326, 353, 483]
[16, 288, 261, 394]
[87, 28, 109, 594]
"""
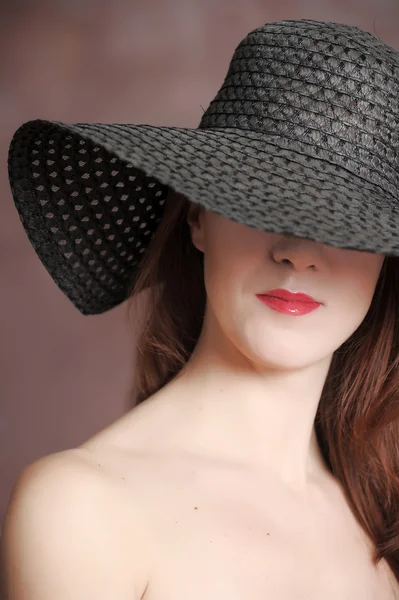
[200, 20, 399, 127]
[199, 19, 399, 197]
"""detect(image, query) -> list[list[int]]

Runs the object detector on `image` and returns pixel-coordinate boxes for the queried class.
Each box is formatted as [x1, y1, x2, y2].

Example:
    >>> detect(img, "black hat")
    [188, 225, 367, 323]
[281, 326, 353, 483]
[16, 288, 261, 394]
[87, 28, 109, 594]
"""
[7, 19, 399, 315]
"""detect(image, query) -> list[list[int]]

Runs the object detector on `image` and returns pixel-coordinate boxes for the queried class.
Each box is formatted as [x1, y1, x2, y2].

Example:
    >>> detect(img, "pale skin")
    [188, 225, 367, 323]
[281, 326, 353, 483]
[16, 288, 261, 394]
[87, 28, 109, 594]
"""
[2, 201, 398, 599]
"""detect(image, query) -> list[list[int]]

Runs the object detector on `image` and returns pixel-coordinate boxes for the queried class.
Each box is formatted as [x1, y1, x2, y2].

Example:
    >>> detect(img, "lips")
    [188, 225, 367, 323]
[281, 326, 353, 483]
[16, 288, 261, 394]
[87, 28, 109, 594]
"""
[257, 295, 320, 315]
[259, 288, 320, 304]
[256, 288, 321, 316]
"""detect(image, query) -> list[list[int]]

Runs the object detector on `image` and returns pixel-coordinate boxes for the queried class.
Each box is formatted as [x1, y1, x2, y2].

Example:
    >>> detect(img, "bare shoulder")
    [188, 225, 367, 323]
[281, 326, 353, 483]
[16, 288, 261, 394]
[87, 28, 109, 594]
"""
[1, 448, 152, 599]
[5, 447, 135, 507]
[4, 447, 138, 516]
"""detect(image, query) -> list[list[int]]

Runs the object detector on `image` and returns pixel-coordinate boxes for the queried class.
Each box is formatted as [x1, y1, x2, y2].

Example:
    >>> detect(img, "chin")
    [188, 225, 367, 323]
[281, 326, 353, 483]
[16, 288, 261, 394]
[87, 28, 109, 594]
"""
[240, 335, 319, 372]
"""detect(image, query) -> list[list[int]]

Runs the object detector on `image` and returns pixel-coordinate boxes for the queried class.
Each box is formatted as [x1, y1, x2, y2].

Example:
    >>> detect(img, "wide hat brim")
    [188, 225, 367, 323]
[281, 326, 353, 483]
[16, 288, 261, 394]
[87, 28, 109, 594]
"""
[7, 117, 398, 315]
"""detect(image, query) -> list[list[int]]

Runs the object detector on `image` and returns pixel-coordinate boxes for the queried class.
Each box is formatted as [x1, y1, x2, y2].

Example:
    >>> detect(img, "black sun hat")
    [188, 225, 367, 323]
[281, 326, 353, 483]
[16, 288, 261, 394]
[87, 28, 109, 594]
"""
[7, 19, 399, 316]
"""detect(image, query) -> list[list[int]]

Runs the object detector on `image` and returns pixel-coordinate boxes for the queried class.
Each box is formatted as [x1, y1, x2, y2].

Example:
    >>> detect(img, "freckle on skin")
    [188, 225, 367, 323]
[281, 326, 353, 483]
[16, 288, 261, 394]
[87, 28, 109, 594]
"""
[194, 506, 198, 510]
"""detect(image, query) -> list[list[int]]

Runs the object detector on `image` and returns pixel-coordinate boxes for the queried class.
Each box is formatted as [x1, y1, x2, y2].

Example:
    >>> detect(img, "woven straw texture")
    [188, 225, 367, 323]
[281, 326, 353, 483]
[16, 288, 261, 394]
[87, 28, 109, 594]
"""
[7, 19, 399, 315]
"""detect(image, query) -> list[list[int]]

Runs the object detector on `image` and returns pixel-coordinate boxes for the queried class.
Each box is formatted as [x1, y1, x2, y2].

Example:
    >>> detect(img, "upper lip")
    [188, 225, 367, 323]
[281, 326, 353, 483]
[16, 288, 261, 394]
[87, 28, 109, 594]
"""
[258, 288, 321, 304]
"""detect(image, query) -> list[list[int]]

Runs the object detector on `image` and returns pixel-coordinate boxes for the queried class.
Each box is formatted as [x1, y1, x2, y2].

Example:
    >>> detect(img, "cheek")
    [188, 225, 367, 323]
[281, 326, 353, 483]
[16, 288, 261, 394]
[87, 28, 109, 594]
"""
[333, 256, 384, 316]
[202, 230, 254, 302]
[202, 250, 242, 318]
[324, 280, 378, 344]
[201, 239, 254, 347]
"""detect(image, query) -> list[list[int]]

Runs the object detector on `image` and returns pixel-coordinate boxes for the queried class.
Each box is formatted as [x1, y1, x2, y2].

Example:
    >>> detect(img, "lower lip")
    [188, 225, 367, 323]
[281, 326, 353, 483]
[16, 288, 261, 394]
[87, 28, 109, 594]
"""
[256, 295, 321, 316]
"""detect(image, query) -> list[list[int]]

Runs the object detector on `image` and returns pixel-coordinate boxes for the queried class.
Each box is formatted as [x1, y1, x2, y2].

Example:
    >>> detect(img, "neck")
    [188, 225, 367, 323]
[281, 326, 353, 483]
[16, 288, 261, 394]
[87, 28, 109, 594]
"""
[165, 308, 334, 492]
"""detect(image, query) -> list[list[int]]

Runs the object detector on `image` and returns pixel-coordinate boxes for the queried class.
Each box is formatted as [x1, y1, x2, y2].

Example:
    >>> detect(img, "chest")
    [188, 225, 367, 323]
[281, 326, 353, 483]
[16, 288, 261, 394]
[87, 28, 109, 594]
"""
[141, 482, 398, 600]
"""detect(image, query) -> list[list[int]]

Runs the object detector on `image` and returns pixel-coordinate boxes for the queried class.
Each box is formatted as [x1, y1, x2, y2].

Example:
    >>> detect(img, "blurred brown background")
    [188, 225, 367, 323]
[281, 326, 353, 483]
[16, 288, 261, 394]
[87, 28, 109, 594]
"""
[1, 0, 398, 527]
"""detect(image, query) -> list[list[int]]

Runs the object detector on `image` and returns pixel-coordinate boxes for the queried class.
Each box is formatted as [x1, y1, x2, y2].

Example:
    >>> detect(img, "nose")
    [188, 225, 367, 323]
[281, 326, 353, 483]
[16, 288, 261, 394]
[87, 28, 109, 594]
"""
[270, 235, 321, 272]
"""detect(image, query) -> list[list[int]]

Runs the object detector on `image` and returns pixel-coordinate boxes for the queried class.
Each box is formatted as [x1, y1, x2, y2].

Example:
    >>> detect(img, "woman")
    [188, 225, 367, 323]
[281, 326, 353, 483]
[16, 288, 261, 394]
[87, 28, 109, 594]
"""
[1, 18, 399, 599]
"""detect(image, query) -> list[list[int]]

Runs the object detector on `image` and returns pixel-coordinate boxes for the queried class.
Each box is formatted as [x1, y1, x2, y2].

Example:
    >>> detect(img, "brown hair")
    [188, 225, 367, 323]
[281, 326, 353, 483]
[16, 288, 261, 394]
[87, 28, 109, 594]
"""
[125, 189, 399, 580]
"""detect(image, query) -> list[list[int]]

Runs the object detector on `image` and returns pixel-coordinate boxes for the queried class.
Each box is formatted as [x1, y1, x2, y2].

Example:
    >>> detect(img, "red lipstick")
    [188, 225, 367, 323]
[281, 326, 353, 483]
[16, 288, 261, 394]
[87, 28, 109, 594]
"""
[256, 288, 321, 316]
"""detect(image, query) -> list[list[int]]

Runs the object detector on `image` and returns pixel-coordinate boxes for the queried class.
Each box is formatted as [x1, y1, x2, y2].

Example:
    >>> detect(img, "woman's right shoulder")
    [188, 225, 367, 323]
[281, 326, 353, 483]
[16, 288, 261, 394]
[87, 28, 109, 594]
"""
[3, 448, 124, 517]
[0, 449, 151, 599]
[8, 447, 106, 485]
[5, 448, 113, 501]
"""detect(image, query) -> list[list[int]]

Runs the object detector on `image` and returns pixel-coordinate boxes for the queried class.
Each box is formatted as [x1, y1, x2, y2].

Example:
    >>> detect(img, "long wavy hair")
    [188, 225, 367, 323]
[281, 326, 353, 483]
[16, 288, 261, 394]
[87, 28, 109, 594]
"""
[124, 189, 399, 581]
